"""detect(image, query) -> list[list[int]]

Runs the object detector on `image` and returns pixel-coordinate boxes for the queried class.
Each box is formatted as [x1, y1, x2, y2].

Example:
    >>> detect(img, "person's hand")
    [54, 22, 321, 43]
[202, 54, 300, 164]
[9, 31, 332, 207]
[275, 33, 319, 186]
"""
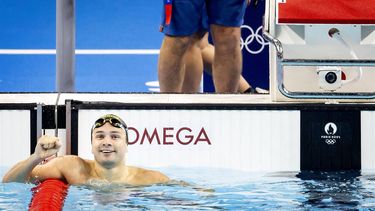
[34, 135, 61, 161]
[247, 0, 251, 6]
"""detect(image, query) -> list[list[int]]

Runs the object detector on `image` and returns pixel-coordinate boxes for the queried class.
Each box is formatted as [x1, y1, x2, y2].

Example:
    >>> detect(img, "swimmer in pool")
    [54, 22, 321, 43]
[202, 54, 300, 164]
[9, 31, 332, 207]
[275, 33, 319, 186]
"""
[2, 114, 169, 186]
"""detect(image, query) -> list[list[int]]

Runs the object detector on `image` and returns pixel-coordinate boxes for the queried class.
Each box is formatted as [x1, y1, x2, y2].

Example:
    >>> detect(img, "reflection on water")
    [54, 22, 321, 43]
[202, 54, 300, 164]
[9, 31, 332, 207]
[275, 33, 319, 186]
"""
[298, 171, 362, 209]
[68, 181, 219, 210]
[1, 167, 375, 210]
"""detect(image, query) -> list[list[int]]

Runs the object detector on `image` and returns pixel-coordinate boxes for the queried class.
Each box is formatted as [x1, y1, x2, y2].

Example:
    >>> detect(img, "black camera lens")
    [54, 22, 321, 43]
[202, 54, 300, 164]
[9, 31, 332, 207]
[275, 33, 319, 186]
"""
[325, 72, 337, 84]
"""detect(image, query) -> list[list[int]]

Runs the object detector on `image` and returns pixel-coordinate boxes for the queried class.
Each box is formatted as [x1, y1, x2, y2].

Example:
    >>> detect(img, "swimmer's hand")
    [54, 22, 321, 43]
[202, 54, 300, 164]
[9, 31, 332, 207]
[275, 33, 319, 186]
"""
[34, 135, 61, 161]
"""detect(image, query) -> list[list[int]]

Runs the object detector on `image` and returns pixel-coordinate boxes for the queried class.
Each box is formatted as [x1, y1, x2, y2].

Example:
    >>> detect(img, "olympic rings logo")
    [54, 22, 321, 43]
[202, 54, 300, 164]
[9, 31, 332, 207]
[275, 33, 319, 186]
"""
[240, 25, 269, 55]
[325, 139, 336, 145]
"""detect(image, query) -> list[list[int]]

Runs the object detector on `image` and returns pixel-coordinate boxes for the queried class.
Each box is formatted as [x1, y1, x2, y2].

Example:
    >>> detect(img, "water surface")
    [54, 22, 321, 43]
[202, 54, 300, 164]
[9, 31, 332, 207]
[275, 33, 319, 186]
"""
[1, 167, 375, 210]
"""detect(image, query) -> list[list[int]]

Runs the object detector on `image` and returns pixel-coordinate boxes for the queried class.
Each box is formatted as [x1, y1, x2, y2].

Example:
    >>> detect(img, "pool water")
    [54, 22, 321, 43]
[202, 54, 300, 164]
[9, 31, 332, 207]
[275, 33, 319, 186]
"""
[1, 166, 375, 210]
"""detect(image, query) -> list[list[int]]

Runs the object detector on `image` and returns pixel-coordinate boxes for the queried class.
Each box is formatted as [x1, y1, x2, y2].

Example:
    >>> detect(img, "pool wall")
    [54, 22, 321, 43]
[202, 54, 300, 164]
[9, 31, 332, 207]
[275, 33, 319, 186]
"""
[0, 94, 375, 172]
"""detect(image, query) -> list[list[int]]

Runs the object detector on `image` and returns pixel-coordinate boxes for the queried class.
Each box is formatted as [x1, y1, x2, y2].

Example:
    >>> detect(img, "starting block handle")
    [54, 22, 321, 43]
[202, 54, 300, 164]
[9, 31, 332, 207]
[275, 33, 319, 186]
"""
[282, 59, 375, 67]
[263, 0, 284, 59]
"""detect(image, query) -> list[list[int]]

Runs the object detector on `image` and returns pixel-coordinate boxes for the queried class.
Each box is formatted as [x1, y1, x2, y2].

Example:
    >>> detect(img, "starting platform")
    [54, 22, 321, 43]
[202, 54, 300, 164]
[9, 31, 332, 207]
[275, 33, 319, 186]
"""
[264, 0, 375, 101]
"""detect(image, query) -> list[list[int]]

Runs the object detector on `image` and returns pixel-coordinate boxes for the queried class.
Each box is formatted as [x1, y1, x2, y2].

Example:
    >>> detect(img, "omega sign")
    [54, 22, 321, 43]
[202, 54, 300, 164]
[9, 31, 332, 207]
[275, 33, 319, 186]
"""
[127, 127, 212, 145]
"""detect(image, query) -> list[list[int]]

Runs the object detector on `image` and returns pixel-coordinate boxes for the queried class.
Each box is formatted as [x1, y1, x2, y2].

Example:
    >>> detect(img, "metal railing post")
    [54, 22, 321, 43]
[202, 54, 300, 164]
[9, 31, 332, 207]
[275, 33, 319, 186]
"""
[56, 0, 75, 92]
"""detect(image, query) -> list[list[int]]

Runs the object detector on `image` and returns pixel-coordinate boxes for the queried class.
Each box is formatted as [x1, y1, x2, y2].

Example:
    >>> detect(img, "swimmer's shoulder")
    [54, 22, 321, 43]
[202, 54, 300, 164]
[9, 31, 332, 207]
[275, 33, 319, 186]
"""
[53, 155, 93, 182]
[127, 166, 169, 185]
[53, 155, 92, 170]
[56, 155, 87, 163]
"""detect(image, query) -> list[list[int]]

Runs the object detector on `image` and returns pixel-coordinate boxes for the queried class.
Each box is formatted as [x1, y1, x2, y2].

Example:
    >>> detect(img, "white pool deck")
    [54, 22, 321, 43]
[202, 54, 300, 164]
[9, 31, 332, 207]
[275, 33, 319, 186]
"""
[0, 93, 273, 105]
[1, 93, 375, 105]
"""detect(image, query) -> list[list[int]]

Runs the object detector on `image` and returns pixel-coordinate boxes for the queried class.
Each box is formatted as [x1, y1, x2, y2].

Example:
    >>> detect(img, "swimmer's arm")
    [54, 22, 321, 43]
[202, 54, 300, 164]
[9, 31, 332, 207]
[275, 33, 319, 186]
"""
[2, 154, 44, 183]
[2, 155, 64, 183]
[147, 170, 170, 184]
[28, 157, 65, 183]
[168, 180, 214, 192]
[3, 135, 63, 183]
[133, 169, 169, 185]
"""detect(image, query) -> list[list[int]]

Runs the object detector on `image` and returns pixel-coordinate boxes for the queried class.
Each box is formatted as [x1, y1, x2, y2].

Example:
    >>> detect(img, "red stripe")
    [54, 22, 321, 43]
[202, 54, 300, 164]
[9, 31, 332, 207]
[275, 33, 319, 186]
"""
[165, 4, 172, 25]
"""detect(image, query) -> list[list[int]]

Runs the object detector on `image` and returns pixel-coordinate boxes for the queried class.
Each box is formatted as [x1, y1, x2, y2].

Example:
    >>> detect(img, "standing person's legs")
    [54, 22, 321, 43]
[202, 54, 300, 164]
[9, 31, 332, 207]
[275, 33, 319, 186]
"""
[238, 77, 251, 93]
[181, 33, 204, 93]
[182, 31, 253, 93]
[206, 0, 247, 93]
[158, 36, 192, 92]
[199, 33, 213, 72]
[181, 7, 209, 93]
[158, 0, 205, 93]
[210, 26, 242, 93]
[200, 33, 252, 93]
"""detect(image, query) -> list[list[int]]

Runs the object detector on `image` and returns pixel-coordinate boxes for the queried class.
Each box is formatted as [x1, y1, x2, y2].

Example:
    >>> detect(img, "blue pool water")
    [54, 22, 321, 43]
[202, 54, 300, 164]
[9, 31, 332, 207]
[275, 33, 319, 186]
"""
[1, 166, 375, 210]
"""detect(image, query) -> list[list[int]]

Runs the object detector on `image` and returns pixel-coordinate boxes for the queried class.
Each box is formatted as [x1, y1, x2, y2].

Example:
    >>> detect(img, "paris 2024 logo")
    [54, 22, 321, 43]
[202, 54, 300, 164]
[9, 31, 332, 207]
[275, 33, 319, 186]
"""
[321, 122, 341, 145]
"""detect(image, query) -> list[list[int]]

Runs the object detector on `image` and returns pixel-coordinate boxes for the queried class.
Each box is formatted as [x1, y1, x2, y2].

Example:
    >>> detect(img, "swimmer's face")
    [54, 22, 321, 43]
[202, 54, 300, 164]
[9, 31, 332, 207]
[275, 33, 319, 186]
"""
[91, 122, 128, 167]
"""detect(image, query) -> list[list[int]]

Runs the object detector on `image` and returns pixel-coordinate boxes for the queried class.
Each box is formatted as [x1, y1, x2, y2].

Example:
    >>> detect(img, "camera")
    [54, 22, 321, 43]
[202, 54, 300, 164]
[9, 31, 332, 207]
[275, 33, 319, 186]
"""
[317, 66, 342, 91]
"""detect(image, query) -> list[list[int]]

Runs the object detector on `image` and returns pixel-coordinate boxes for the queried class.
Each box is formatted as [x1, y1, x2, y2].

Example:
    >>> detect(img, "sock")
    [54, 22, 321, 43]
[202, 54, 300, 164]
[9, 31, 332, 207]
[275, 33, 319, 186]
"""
[243, 87, 257, 94]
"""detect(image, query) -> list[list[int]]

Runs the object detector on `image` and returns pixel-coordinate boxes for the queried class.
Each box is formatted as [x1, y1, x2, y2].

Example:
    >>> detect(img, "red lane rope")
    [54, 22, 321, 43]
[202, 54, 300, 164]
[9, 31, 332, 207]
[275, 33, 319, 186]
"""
[29, 179, 69, 211]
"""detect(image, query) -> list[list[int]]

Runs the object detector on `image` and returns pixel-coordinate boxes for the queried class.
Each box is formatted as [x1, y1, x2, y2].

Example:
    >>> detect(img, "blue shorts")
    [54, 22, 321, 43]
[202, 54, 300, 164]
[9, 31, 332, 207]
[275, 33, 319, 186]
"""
[161, 0, 247, 36]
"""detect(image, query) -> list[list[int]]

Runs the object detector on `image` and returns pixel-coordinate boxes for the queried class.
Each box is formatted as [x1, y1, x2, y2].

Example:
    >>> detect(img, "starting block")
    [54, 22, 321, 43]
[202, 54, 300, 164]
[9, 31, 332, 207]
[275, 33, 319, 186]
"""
[263, 0, 375, 101]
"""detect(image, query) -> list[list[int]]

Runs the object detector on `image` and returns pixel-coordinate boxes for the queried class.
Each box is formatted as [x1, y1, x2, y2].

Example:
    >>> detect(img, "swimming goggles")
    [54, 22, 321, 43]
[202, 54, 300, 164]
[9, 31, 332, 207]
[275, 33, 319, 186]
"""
[91, 114, 128, 132]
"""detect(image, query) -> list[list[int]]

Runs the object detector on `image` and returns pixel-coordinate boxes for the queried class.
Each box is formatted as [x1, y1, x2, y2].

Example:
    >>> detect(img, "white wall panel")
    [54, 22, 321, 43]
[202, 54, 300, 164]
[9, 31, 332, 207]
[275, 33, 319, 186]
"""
[78, 109, 300, 172]
[0, 110, 30, 167]
[361, 111, 375, 170]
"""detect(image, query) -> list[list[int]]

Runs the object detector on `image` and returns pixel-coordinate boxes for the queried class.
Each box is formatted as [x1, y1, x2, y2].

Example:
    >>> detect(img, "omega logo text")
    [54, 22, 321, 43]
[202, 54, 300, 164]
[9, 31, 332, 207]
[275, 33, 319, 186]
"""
[127, 127, 212, 145]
